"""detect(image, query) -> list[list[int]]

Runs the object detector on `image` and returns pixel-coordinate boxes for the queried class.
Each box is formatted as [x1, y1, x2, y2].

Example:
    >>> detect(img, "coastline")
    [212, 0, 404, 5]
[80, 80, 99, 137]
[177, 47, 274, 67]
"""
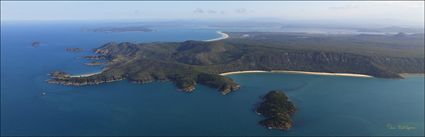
[219, 70, 374, 78]
[204, 31, 229, 42]
[70, 71, 102, 78]
[400, 73, 425, 77]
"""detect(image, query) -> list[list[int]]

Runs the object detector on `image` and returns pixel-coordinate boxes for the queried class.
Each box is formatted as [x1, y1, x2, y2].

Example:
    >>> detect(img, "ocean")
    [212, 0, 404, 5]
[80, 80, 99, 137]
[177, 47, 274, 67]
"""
[1, 21, 424, 136]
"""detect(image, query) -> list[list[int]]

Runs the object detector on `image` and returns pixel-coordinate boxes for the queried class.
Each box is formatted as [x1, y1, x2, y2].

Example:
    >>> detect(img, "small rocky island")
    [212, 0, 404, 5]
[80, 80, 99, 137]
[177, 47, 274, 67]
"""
[31, 41, 41, 48]
[256, 90, 296, 130]
[65, 48, 84, 52]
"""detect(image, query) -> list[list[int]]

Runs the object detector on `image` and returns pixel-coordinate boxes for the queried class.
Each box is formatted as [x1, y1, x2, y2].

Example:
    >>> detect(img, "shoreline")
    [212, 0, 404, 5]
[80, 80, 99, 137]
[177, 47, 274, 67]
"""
[204, 31, 229, 42]
[400, 73, 425, 77]
[70, 71, 102, 78]
[219, 70, 374, 78]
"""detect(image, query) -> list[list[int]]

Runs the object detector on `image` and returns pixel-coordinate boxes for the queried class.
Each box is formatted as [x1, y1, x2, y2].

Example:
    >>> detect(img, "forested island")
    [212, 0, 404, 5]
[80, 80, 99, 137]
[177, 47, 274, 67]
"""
[256, 90, 296, 130]
[48, 32, 424, 95]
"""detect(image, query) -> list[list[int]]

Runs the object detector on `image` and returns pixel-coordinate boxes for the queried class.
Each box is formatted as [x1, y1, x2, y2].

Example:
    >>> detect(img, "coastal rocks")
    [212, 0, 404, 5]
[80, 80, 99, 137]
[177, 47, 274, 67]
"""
[94, 48, 110, 55]
[174, 78, 197, 93]
[48, 76, 124, 86]
[49, 71, 70, 79]
[260, 113, 293, 130]
[84, 61, 105, 66]
[256, 90, 296, 130]
[65, 48, 84, 52]
[83, 55, 107, 60]
[129, 77, 156, 85]
[220, 84, 240, 95]
[181, 84, 196, 92]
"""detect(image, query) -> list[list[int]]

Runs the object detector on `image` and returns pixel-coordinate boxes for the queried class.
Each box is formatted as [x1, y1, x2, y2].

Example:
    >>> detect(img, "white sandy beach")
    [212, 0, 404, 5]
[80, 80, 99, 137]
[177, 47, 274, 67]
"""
[219, 70, 373, 78]
[204, 31, 229, 42]
[70, 71, 102, 78]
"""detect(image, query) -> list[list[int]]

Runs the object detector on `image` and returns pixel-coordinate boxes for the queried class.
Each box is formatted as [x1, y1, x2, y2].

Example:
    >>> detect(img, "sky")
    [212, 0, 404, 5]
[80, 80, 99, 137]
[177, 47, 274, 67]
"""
[1, 1, 424, 27]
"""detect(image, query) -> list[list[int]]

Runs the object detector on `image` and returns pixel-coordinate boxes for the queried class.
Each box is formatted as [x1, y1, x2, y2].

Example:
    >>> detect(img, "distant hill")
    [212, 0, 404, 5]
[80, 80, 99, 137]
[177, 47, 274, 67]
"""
[356, 26, 425, 34]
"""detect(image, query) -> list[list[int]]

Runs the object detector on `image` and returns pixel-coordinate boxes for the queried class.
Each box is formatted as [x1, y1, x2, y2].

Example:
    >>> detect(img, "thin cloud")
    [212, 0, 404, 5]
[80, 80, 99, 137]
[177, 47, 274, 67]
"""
[235, 8, 247, 14]
[328, 5, 359, 10]
[193, 8, 204, 14]
[207, 10, 217, 14]
[193, 8, 225, 14]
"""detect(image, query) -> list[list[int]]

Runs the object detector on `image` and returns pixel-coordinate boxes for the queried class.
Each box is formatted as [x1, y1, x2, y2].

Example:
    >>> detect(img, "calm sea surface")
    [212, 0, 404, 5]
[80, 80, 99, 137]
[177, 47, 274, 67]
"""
[1, 22, 424, 136]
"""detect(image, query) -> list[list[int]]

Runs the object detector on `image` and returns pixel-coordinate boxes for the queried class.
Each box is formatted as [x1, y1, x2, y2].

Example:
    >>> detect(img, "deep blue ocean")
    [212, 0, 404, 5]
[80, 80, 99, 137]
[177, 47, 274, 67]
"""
[1, 22, 424, 136]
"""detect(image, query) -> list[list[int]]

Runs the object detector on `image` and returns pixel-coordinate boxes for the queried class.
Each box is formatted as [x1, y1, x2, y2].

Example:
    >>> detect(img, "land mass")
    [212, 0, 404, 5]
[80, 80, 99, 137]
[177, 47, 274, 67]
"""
[256, 90, 296, 130]
[48, 32, 424, 95]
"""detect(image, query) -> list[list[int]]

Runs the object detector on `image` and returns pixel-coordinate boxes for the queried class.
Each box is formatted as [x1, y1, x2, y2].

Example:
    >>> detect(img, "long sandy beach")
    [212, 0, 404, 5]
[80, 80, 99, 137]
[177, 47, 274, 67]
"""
[219, 70, 373, 78]
[204, 31, 229, 42]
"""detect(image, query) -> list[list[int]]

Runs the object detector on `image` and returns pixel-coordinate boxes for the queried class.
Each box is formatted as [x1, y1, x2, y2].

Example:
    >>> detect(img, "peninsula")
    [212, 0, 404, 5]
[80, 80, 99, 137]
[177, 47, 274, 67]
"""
[48, 32, 424, 95]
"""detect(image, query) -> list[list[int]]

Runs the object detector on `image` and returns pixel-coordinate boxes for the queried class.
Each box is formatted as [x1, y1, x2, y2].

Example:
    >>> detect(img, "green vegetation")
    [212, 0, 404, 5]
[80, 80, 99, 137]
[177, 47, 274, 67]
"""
[48, 32, 424, 94]
[256, 90, 296, 130]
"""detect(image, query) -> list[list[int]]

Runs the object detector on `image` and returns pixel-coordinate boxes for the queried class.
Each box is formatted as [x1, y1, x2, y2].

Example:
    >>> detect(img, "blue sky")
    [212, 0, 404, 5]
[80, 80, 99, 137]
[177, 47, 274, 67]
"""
[1, 1, 424, 26]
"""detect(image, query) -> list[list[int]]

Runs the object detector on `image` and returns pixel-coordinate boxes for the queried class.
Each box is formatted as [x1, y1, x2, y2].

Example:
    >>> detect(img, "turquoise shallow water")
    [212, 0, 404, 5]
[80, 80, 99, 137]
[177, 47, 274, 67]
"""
[1, 22, 424, 136]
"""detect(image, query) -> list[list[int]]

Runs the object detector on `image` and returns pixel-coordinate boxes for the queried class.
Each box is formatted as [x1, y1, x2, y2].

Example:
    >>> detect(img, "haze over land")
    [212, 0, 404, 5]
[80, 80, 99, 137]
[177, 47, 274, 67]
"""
[1, 1, 424, 28]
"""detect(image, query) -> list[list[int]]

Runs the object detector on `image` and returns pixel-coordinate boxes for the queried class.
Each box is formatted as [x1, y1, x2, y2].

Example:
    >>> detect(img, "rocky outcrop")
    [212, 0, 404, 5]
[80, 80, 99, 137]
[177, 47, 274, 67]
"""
[83, 55, 107, 60]
[31, 41, 41, 48]
[49, 71, 70, 79]
[65, 48, 84, 52]
[47, 75, 124, 86]
[220, 84, 240, 95]
[84, 61, 105, 66]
